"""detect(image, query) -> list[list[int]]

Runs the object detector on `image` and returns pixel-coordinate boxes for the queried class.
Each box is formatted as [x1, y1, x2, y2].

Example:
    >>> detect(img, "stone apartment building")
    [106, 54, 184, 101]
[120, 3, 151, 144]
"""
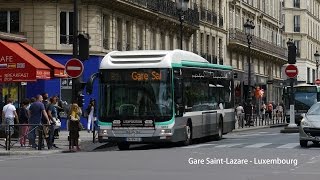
[283, 0, 320, 84]
[226, 0, 287, 104]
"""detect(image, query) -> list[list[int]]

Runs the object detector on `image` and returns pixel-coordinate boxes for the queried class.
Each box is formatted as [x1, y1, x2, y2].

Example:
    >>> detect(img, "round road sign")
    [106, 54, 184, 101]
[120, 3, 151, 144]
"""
[65, 58, 84, 78]
[285, 64, 298, 78]
[315, 79, 320, 85]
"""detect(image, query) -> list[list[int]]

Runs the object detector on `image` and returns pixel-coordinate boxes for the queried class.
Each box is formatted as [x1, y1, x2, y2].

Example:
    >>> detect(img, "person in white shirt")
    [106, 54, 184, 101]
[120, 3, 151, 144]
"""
[2, 98, 19, 136]
[235, 104, 244, 127]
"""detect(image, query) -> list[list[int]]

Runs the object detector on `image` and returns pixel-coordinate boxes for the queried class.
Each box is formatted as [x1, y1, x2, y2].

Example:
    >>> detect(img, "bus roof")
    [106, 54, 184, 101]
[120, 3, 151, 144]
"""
[100, 50, 232, 70]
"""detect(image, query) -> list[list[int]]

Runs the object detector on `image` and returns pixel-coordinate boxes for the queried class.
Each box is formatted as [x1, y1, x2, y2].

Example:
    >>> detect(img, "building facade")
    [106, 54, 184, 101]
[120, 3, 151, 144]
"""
[283, 0, 320, 84]
[226, 0, 287, 105]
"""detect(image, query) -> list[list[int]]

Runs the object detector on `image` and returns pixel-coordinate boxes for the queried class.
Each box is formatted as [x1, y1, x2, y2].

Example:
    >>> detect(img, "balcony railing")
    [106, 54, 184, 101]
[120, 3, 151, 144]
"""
[126, 0, 199, 26]
[229, 28, 287, 60]
[199, 7, 218, 26]
[294, 26, 300, 32]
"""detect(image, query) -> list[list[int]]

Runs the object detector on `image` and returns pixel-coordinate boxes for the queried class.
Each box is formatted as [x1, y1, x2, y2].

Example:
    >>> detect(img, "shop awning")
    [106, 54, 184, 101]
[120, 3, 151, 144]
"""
[19, 42, 67, 78]
[0, 40, 67, 82]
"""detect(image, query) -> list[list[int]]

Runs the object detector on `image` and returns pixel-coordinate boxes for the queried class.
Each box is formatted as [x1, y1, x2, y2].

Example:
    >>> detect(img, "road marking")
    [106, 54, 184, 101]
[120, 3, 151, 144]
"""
[215, 143, 243, 148]
[276, 143, 300, 148]
[182, 144, 216, 148]
[244, 143, 272, 148]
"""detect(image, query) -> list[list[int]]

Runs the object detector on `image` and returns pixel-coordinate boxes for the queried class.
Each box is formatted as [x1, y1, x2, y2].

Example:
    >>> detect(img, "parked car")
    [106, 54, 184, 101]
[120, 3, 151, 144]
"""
[299, 102, 320, 147]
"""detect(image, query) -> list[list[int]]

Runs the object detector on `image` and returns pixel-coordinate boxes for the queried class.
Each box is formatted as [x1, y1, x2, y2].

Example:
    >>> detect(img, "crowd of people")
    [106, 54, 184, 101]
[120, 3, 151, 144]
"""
[235, 101, 284, 127]
[1, 93, 97, 152]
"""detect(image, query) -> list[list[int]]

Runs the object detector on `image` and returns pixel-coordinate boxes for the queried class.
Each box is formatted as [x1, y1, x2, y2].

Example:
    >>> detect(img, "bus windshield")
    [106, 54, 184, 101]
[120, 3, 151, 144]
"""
[100, 69, 173, 123]
[295, 92, 317, 110]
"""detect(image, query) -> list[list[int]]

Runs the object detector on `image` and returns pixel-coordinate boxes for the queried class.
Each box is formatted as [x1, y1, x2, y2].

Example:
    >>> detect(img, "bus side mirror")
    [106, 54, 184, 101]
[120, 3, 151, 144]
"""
[86, 72, 100, 95]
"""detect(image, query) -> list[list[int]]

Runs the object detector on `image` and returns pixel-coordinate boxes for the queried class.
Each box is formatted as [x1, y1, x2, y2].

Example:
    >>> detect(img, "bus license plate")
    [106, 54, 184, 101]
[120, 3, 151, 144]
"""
[126, 137, 142, 142]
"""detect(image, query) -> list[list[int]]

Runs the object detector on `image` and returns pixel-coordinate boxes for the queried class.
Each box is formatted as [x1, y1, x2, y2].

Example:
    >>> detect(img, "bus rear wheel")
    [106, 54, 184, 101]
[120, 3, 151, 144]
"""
[118, 142, 130, 150]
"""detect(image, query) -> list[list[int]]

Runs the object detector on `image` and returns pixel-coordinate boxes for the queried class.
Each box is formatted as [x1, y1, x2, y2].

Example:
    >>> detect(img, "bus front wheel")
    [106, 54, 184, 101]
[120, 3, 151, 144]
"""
[118, 142, 130, 150]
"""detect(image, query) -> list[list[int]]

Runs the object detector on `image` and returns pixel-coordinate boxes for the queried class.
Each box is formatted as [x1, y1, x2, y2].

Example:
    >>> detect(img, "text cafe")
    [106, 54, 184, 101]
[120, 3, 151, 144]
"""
[0, 39, 66, 109]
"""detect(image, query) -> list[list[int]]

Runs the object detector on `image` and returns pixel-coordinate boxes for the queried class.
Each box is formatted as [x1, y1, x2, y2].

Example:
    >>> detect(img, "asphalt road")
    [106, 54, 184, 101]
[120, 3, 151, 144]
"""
[1, 127, 320, 180]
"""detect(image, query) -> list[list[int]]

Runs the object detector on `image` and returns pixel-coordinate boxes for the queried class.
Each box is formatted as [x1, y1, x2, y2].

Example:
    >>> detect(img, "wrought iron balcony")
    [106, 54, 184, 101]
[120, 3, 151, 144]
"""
[229, 28, 287, 60]
[200, 7, 218, 26]
[125, 0, 199, 26]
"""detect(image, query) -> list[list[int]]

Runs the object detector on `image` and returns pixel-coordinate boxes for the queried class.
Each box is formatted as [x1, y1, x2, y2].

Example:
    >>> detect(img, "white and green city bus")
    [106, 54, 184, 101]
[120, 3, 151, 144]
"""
[86, 50, 235, 150]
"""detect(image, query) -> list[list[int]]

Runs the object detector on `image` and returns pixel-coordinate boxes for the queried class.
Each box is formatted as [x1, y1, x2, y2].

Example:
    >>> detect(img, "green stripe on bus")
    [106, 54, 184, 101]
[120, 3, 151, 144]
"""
[154, 117, 174, 126]
[98, 121, 112, 126]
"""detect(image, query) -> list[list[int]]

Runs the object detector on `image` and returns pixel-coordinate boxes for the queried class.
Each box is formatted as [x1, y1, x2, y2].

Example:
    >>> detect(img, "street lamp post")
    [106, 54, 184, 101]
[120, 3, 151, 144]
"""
[176, 0, 189, 50]
[314, 50, 320, 80]
[243, 19, 255, 104]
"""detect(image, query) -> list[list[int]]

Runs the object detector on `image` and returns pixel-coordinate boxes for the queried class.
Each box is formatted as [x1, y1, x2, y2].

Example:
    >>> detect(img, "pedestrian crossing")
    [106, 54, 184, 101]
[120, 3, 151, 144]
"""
[181, 142, 302, 149]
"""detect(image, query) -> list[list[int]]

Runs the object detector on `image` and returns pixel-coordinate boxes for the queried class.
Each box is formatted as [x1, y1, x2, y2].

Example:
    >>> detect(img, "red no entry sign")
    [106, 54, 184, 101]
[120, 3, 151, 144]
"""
[65, 58, 84, 78]
[285, 64, 298, 78]
[315, 79, 320, 85]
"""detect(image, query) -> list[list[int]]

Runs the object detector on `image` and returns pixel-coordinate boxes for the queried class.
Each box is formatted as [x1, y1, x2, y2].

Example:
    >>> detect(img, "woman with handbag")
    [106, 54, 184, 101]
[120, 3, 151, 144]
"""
[68, 103, 82, 151]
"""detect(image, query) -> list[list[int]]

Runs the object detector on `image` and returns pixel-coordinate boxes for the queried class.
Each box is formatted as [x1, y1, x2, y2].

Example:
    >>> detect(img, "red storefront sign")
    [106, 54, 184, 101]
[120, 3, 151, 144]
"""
[0, 40, 51, 82]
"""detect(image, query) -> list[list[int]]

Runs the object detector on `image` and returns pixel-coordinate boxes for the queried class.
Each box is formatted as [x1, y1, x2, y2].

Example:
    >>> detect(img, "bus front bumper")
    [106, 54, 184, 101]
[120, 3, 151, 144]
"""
[98, 129, 174, 143]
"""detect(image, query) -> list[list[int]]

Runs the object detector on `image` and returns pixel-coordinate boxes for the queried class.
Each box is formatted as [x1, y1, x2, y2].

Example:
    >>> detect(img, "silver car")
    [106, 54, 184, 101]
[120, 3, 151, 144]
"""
[299, 102, 320, 147]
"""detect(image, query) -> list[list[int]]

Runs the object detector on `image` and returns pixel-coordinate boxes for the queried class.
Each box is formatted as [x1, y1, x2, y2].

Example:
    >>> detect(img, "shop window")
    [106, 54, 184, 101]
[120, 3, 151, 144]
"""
[60, 78, 72, 104]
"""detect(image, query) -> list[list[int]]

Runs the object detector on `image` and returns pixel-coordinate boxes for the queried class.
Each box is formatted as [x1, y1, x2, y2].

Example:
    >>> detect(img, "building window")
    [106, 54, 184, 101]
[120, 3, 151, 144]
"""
[137, 24, 144, 50]
[200, 33, 204, 54]
[152, 30, 157, 50]
[126, 21, 131, 51]
[102, 15, 110, 50]
[312, 69, 315, 83]
[116, 18, 122, 50]
[0, 10, 20, 33]
[206, 34, 209, 54]
[294, 0, 300, 8]
[307, 67, 310, 83]
[169, 34, 174, 50]
[294, 15, 300, 32]
[60, 11, 74, 44]
[294, 40, 300, 58]
[160, 32, 165, 50]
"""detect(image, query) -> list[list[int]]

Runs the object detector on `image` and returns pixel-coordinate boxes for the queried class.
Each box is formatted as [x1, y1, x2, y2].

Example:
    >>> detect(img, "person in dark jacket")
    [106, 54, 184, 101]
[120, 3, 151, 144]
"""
[19, 99, 30, 147]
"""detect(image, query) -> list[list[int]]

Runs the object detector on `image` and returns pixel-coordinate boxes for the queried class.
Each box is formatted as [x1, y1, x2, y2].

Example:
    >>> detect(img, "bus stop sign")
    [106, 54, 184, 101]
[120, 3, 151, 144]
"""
[285, 64, 298, 78]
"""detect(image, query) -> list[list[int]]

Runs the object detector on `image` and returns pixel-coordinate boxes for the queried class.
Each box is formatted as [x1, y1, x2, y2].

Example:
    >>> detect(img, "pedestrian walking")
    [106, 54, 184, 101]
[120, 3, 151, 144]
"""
[86, 99, 96, 133]
[2, 98, 19, 137]
[28, 94, 50, 149]
[47, 96, 59, 149]
[68, 103, 82, 151]
[235, 104, 244, 127]
[19, 99, 30, 147]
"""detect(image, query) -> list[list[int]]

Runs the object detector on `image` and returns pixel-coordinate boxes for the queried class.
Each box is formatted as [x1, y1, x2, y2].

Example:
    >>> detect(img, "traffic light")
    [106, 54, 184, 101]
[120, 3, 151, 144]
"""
[78, 33, 90, 61]
[288, 44, 296, 64]
[77, 93, 85, 107]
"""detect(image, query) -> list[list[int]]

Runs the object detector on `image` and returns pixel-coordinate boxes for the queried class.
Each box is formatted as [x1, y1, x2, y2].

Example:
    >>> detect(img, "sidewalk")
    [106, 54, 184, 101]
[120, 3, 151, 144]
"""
[0, 130, 106, 155]
[233, 121, 288, 132]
